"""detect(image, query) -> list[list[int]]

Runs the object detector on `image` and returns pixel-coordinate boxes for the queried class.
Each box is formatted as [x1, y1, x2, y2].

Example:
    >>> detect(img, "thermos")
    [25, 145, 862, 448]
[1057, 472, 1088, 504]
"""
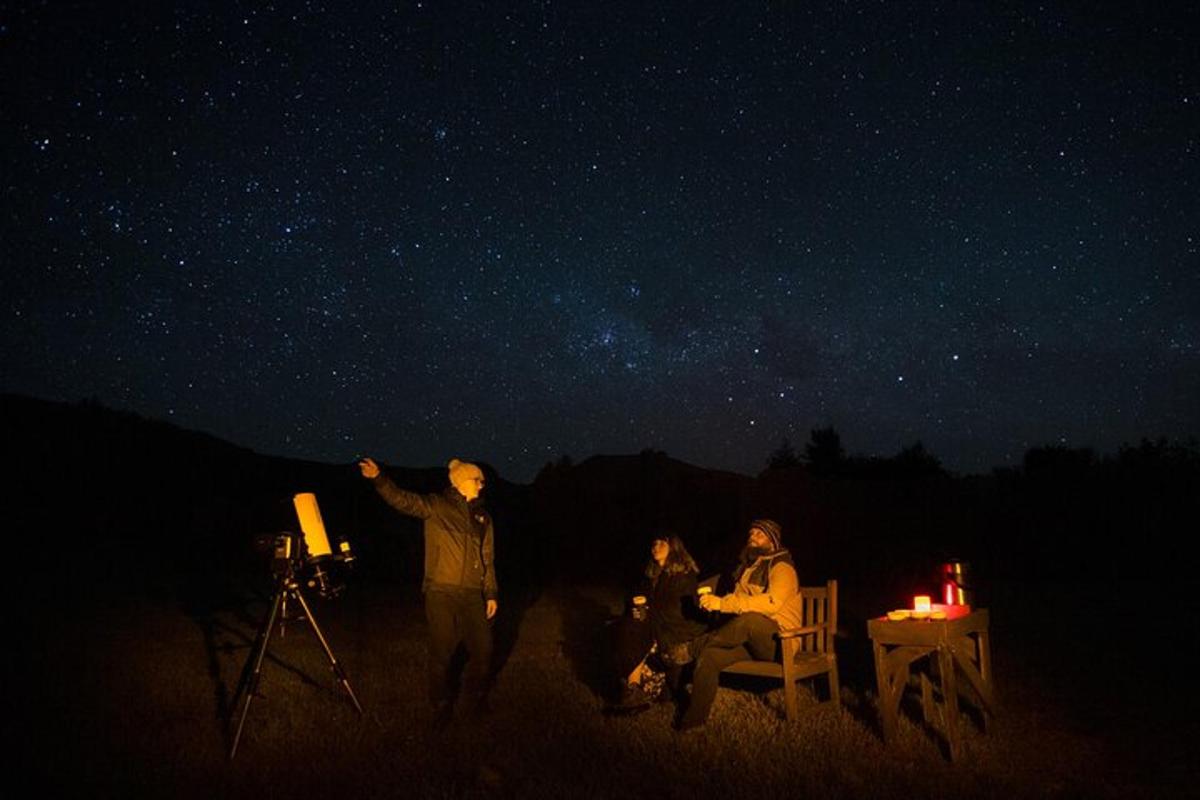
[941, 560, 973, 607]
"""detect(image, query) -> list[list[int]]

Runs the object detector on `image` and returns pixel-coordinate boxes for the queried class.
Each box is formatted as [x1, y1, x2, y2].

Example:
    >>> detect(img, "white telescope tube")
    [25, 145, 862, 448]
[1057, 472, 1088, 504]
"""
[292, 492, 333, 558]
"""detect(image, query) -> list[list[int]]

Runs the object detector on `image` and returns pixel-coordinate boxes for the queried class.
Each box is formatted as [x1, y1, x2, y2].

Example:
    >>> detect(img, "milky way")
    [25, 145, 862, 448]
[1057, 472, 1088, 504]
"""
[2, 2, 1197, 480]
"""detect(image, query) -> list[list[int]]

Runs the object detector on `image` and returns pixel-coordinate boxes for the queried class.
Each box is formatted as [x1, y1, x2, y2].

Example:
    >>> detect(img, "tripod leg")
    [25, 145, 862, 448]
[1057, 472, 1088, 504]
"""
[229, 583, 285, 759]
[279, 587, 288, 639]
[291, 587, 365, 714]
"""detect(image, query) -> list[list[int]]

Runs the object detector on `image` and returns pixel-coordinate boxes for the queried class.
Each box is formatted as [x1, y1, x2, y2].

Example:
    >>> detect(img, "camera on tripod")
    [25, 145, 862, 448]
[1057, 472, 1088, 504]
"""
[267, 492, 356, 598]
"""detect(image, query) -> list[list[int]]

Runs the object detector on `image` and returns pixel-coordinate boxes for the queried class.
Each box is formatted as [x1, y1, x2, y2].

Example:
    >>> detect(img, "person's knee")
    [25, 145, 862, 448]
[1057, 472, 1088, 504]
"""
[694, 651, 720, 677]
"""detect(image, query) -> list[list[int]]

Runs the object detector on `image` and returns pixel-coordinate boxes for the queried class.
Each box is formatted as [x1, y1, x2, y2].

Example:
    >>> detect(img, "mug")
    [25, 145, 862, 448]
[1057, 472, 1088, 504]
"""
[631, 595, 648, 621]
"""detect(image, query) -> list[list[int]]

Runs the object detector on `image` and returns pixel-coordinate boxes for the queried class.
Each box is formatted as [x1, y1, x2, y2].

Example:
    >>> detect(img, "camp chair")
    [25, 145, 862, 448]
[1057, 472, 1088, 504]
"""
[720, 579, 841, 721]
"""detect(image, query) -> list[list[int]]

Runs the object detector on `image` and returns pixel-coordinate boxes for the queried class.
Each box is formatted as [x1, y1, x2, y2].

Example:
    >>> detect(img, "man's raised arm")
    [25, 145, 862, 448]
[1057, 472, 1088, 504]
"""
[358, 456, 433, 519]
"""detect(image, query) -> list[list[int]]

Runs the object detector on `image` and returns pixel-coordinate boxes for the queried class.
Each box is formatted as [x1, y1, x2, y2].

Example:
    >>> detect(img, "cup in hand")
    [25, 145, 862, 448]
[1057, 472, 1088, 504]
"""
[631, 595, 648, 621]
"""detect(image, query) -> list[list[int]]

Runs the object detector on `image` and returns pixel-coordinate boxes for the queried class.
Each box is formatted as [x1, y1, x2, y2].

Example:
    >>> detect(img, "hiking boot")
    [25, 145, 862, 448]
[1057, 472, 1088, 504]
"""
[604, 684, 651, 716]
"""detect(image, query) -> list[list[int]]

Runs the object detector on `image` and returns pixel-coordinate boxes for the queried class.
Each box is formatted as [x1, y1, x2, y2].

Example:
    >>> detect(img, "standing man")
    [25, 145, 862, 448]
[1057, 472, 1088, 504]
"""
[358, 456, 498, 724]
[676, 518, 801, 730]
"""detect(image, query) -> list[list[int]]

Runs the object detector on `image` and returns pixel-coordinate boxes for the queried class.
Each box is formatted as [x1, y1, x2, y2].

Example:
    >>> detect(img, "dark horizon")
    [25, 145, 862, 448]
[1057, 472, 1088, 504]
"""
[6, 390, 1194, 487]
[3, 3, 1196, 483]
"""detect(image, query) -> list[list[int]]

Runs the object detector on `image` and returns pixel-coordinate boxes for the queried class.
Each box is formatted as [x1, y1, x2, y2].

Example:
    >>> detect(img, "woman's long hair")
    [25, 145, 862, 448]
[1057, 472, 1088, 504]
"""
[645, 534, 700, 578]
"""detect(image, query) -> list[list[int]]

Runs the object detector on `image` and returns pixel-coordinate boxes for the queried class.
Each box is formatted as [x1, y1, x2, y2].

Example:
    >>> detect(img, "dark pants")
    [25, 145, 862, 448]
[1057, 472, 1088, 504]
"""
[610, 615, 694, 702]
[611, 615, 654, 683]
[679, 612, 778, 727]
[424, 587, 493, 711]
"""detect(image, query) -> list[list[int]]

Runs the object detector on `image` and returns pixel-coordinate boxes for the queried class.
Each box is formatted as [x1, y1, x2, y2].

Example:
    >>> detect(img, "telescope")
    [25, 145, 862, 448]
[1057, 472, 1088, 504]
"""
[266, 492, 356, 598]
[231, 491, 363, 758]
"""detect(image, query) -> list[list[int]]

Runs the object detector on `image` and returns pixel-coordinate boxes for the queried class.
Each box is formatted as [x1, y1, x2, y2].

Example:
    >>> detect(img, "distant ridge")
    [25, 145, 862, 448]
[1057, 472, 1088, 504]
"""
[4, 392, 1195, 614]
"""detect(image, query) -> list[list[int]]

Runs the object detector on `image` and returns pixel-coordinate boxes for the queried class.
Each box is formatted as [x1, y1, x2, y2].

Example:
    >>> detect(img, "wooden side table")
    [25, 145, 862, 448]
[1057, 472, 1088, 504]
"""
[867, 607, 994, 760]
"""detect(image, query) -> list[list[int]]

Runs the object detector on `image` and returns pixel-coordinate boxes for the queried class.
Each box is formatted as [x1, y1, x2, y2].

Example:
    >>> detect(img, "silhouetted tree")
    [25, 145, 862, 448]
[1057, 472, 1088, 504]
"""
[892, 441, 944, 477]
[1116, 437, 1200, 473]
[1023, 445, 1096, 479]
[535, 453, 574, 482]
[766, 437, 801, 470]
[804, 426, 845, 476]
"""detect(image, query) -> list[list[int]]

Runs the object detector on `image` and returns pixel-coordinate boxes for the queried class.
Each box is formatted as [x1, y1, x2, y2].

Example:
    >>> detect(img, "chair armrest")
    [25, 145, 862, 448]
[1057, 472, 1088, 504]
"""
[778, 625, 823, 639]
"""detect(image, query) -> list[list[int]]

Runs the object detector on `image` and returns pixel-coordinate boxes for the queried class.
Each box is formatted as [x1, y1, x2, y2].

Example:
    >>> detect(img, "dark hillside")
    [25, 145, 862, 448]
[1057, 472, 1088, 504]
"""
[530, 451, 754, 585]
[0, 394, 535, 605]
[7, 392, 1197, 621]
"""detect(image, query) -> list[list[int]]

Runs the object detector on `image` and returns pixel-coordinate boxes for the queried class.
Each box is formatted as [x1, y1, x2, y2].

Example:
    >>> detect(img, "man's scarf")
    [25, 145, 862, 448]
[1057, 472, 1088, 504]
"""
[736, 548, 794, 590]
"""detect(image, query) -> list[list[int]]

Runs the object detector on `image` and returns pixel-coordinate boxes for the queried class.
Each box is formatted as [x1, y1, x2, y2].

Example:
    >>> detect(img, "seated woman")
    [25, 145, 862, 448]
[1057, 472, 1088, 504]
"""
[607, 533, 708, 714]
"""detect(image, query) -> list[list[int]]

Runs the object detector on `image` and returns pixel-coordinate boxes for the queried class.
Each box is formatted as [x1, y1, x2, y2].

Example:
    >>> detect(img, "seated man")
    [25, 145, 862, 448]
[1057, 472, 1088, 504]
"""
[676, 518, 802, 730]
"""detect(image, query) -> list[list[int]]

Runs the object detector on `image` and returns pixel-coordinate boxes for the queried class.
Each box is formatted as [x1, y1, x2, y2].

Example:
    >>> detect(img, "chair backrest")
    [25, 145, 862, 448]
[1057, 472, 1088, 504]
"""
[796, 579, 838, 655]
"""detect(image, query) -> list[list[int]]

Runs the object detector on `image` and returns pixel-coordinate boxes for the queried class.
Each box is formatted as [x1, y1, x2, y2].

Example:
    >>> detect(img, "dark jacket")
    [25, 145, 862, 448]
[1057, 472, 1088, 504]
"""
[639, 568, 707, 650]
[371, 474, 498, 600]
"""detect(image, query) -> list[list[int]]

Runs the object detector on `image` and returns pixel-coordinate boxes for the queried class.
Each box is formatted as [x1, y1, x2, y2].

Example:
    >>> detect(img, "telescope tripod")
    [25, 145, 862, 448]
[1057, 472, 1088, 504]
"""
[229, 569, 364, 758]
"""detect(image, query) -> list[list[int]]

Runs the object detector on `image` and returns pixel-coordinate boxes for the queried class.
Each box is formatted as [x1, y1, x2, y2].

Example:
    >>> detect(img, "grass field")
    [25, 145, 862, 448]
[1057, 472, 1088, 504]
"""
[10, 574, 1196, 799]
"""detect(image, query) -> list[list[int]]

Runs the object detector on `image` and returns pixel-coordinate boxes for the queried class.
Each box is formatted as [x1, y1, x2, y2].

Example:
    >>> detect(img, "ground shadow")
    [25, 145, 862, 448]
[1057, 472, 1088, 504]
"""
[555, 586, 619, 702]
[834, 629, 889, 734]
[187, 579, 354, 751]
[490, 576, 546, 683]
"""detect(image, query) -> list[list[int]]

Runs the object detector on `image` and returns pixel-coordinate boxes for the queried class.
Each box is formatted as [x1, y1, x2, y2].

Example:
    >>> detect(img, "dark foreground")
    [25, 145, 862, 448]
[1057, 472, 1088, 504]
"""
[8, 572, 1198, 800]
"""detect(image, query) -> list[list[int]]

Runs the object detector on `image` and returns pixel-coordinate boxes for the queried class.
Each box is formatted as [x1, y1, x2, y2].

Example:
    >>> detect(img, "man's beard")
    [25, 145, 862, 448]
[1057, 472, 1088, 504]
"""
[738, 543, 772, 563]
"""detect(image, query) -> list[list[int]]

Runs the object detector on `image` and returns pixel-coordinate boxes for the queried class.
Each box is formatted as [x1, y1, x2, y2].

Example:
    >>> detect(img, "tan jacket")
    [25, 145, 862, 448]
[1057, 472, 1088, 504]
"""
[717, 551, 803, 630]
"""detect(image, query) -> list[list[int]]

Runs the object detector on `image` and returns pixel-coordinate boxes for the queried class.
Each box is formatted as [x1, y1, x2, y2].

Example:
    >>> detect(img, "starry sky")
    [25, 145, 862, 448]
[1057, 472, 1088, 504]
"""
[2, 2, 1197, 482]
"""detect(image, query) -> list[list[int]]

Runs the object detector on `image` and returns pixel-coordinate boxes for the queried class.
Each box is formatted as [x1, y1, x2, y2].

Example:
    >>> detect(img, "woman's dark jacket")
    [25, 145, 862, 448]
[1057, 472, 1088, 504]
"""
[639, 568, 707, 650]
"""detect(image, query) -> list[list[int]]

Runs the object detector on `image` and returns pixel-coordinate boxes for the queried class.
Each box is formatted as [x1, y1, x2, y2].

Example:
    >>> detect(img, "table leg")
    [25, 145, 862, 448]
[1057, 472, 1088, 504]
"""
[977, 629, 993, 731]
[873, 640, 898, 742]
[920, 671, 935, 723]
[938, 645, 962, 761]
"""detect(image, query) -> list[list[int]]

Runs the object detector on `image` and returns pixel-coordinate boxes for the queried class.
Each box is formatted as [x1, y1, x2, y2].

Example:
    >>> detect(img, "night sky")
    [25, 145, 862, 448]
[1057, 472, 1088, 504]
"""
[3, 2, 1197, 481]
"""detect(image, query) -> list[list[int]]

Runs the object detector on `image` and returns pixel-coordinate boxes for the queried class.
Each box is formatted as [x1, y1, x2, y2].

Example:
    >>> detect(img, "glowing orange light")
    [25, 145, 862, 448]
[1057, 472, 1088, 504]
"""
[913, 595, 932, 612]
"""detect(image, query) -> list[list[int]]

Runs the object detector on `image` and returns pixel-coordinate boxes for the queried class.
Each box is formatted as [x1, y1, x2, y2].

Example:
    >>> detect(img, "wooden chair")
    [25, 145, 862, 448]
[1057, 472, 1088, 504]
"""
[720, 579, 841, 722]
